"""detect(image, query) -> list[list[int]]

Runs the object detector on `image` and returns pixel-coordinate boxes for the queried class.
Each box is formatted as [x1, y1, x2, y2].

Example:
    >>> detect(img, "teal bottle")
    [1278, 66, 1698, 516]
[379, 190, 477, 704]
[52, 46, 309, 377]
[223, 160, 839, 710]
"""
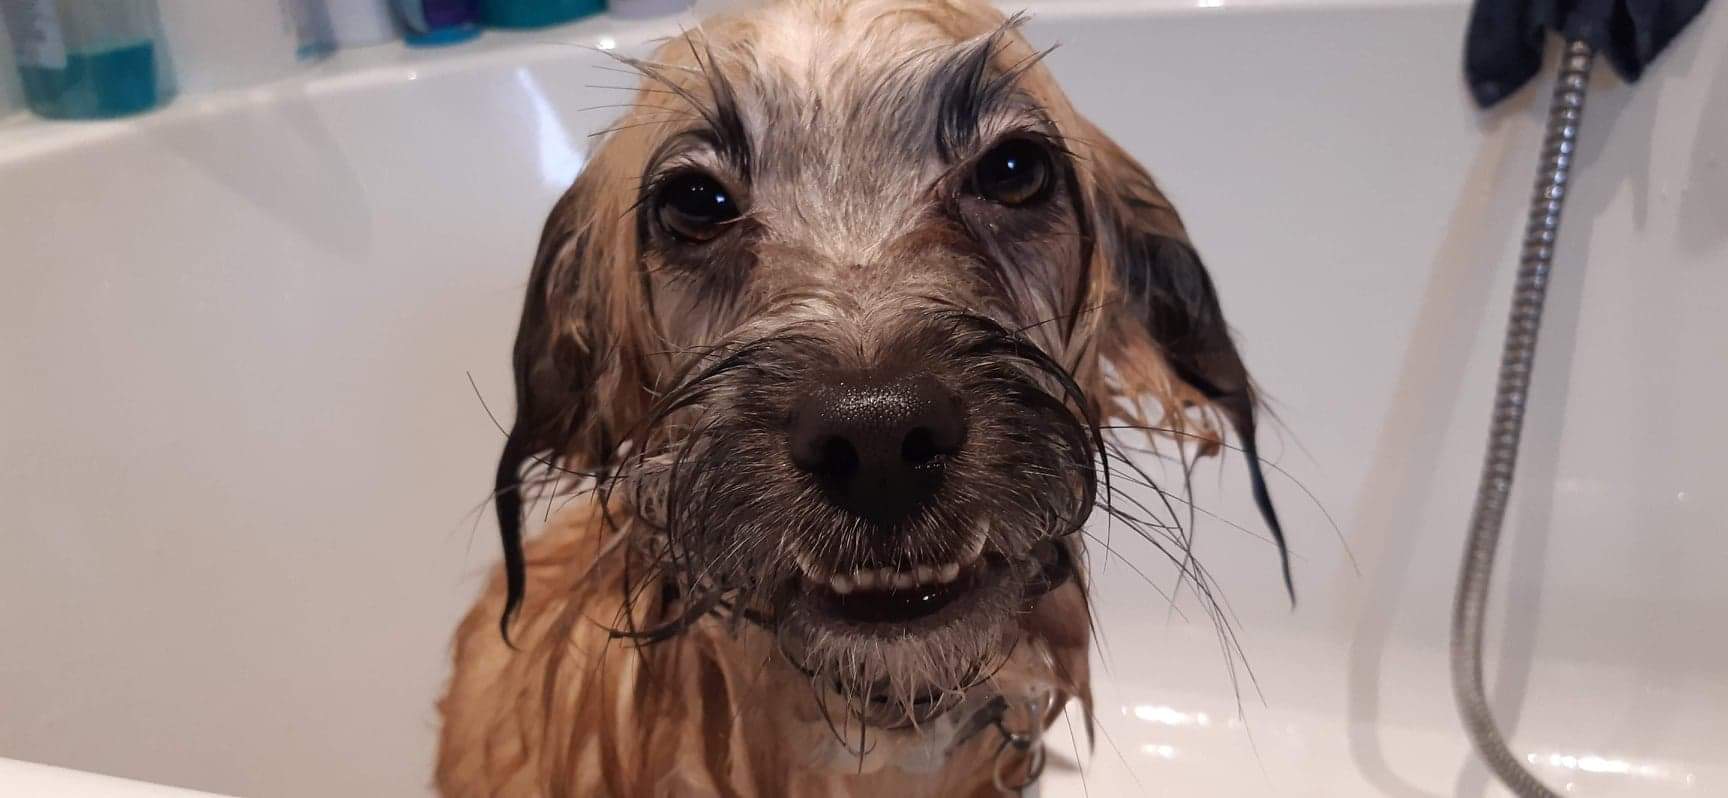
[1, 0, 172, 119]
[476, 0, 602, 29]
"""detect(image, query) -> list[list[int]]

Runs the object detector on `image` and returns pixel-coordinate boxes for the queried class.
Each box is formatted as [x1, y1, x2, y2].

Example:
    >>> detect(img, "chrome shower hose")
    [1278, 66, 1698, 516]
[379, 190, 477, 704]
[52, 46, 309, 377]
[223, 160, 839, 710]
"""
[1450, 39, 1596, 798]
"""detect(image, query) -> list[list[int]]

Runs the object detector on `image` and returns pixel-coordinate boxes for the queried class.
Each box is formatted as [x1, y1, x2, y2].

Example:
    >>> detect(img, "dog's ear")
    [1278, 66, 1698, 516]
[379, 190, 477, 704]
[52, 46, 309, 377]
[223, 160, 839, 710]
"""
[1083, 120, 1293, 600]
[494, 157, 646, 640]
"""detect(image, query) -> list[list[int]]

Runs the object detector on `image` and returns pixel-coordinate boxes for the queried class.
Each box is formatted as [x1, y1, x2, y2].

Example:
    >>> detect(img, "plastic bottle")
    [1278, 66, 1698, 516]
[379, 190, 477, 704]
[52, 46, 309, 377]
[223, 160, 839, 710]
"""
[0, 0, 174, 119]
[477, 0, 602, 29]
[0, 10, 26, 118]
[395, 0, 480, 46]
[607, 0, 691, 19]
[327, 0, 402, 48]
[155, 0, 333, 94]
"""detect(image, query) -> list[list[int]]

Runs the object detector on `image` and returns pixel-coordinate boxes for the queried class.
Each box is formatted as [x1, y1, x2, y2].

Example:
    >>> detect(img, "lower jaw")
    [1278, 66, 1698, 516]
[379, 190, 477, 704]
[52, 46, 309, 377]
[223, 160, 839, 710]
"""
[790, 538, 1073, 634]
[770, 539, 1075, 725]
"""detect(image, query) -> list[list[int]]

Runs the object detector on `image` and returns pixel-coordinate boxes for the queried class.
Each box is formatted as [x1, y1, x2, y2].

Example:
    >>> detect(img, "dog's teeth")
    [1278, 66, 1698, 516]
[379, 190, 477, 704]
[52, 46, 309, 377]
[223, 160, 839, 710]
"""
[915, 565, 936, 585]
[937, 562, 960, 583]
[892, 570, 916, 590]
[859, 570, 882, 590]
[830, 574, 854, 595]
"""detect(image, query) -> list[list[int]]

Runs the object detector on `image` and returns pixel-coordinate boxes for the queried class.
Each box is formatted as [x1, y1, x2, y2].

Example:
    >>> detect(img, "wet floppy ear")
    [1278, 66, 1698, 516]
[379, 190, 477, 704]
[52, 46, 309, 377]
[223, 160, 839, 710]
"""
[1082, 119, 1294, 600]
[494, 163, 641, 640]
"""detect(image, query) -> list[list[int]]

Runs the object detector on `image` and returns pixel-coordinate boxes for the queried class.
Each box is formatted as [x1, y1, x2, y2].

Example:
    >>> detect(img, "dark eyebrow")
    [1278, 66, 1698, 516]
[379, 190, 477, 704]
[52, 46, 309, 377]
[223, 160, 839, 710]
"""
[613, 33, 753, 175]
[686, 34, 752, 174]
[932, 12, 1053, 160]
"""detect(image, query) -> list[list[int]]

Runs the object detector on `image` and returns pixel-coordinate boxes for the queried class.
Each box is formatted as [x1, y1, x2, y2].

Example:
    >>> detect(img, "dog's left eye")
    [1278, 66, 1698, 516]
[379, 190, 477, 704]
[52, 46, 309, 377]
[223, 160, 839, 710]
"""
[970, 138, 1053, 206]
[655, 172, 741, 243]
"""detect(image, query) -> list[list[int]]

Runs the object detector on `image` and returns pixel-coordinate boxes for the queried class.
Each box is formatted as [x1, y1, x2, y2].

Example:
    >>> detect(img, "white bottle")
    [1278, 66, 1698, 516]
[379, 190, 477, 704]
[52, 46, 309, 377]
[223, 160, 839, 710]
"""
[156, 0, 332, 94]
[0, 10, 23, 118]
[326, 0, 401, 48]
[607, 0, 693, 20]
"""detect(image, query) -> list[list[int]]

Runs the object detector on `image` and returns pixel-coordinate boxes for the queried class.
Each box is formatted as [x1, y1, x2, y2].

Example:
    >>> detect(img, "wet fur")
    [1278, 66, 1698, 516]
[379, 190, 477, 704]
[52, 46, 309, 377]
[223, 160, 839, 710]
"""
[438, 1, 1286, 795]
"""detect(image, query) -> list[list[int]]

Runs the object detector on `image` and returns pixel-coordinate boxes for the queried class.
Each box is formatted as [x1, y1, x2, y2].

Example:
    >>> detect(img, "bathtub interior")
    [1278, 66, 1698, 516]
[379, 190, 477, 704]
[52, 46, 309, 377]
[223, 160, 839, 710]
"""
[0, 1, 1723, 796]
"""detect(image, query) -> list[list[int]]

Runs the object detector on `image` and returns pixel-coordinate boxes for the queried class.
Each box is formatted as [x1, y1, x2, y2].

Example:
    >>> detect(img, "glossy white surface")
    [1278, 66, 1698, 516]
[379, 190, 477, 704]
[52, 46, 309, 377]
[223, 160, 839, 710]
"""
[0, 758, 231, 797]
[1, 1, 1723, 796]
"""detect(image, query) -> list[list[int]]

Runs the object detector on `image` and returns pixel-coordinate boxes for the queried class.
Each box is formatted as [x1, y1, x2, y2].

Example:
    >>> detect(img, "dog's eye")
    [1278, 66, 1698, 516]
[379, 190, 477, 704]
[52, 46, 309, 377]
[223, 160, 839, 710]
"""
[655, 172, 741, 242]
[970, 138, 1052, 206]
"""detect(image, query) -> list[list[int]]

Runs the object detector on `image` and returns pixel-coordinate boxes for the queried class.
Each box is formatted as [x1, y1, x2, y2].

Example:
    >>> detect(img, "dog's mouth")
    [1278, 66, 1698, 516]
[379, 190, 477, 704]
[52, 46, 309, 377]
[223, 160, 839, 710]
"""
[799, 528, 985, 623]
[772, 531, 1073, 728]
[786, 530, 1069, 633]
[810, 553, 987, 625]
[820, 566, 979, 624]
[763, 525, 1071, 728]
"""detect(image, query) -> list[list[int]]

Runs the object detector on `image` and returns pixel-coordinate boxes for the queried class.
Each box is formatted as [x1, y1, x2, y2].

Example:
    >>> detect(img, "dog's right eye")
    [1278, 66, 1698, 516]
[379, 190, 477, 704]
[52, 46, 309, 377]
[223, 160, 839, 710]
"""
[970, 137, 1052, 206]
[655, 172, 741, 243]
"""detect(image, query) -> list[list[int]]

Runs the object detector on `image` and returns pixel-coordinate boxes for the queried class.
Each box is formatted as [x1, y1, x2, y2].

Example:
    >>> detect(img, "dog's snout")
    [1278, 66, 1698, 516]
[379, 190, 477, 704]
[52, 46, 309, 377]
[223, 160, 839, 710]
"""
[788, 373, 965, 525]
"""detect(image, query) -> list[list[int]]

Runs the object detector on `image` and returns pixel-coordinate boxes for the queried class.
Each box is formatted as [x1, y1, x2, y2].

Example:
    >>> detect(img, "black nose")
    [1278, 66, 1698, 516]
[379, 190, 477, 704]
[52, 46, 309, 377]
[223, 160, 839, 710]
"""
[788, 372, 966, 525]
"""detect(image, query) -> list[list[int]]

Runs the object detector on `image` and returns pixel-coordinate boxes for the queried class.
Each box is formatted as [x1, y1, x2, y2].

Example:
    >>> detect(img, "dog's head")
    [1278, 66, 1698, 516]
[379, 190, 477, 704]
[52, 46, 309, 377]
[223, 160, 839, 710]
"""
[494, 0, 1286, 729]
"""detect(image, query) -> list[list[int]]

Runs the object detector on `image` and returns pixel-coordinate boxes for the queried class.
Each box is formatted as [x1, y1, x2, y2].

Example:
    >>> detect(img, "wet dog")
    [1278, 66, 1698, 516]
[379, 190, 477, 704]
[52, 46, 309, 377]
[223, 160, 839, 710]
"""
[436, 1, 1286, 794]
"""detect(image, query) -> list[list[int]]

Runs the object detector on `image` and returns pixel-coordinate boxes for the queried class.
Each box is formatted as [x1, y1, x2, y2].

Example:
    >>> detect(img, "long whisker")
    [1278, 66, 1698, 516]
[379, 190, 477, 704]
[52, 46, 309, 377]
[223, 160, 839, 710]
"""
[1101, 423, 1355, 574]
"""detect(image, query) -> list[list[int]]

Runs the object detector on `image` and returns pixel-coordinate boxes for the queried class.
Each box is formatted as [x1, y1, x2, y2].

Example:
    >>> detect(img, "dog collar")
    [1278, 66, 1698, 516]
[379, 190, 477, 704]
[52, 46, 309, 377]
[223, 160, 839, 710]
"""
[806, 684, 1054, 795]
[948, 689, 1054, 796]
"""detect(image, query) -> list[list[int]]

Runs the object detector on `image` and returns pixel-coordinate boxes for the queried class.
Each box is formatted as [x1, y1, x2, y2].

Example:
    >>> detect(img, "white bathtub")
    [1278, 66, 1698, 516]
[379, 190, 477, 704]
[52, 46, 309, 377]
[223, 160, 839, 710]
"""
[2, 1, 1723, 795]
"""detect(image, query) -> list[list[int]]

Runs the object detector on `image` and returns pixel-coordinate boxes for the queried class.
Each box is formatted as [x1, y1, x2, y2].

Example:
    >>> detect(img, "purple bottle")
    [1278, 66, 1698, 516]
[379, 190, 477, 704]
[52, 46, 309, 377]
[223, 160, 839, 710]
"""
[395, 0, 479, 46]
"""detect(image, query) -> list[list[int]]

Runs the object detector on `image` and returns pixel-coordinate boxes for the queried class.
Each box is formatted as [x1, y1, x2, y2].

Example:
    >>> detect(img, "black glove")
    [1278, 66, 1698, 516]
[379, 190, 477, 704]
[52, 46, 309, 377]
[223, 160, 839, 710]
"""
[1465, 0, 1712, 107]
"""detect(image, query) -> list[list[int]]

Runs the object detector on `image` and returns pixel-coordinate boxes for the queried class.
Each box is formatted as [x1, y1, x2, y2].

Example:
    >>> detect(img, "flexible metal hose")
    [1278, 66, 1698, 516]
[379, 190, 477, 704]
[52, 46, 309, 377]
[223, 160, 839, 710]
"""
[1450, 39, 1597, 798]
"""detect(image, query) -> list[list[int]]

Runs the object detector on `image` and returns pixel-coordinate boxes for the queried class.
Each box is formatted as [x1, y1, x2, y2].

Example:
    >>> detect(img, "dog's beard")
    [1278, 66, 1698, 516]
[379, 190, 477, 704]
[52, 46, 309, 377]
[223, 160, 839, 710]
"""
[611, 312, 1096, 729]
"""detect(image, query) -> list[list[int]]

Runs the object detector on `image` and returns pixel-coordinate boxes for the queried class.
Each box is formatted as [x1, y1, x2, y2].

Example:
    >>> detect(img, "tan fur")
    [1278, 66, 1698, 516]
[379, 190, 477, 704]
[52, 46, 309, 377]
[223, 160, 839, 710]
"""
[437, 502, 1086, 797]
[500, 0, 1217, 468]
[437, 1, 1250, 794]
